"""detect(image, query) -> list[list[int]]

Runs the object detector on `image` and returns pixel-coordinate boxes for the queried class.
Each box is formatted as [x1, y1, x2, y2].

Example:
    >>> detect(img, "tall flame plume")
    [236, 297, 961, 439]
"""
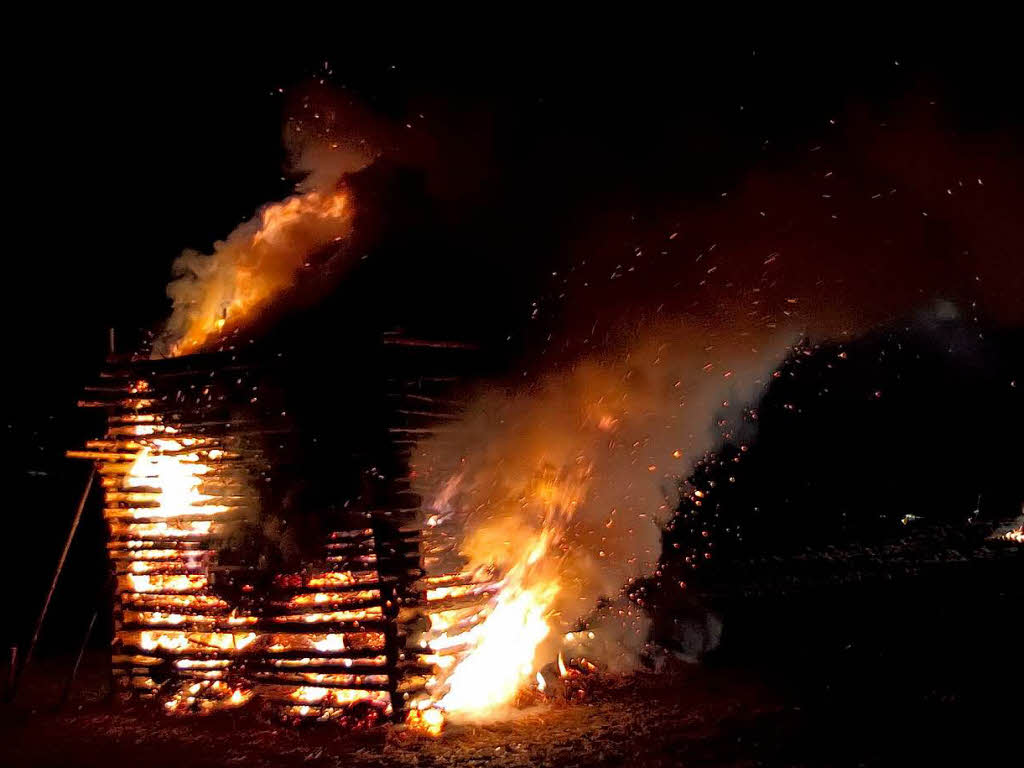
[408, 468, 588, 730]
[157, 187, 352, 357]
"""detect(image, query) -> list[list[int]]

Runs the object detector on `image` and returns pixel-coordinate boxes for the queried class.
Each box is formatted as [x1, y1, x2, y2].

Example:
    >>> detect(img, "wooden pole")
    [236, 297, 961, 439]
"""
[4, 646, 16, 700]
[13, 466, 96, 698]
[59, 609, 98, 709]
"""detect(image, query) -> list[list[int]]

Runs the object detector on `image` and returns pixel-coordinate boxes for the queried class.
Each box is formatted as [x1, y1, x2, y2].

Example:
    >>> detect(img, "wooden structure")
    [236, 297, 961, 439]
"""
[66, 338, 481, 722]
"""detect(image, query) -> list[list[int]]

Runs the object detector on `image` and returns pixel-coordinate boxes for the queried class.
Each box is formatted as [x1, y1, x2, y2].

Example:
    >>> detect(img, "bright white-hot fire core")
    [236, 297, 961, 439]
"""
[409, 470, 588, 731]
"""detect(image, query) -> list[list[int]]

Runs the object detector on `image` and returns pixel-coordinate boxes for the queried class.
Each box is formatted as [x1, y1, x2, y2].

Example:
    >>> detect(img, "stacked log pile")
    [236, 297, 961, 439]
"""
[66, 339, 477, 724]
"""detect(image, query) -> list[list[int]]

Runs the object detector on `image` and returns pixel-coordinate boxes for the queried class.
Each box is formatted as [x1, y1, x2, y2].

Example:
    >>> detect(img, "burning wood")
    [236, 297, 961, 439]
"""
[399, 468, 599, 735]
[68, 355, 420, 723]
[68, 339, 613, 731]
[69, 389, 256, 707]
[990, 512, 1024, 544]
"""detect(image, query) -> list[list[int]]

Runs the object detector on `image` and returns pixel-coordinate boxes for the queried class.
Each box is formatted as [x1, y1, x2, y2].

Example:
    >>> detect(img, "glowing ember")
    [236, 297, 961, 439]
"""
[163, 679, 254, 715]
[406, 706, 445, 736]
[990, 513, 1024, 544]
[313, 634, 346, 653]
[1004, 529, 1024, 544]
[125, 574, 208, 593]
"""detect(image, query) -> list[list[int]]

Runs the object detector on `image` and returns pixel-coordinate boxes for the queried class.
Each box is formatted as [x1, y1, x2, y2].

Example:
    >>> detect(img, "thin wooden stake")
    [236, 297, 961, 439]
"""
[14, 466, 96, 699]
[4, 646, 16, 700]
[59, 610, 98, 709]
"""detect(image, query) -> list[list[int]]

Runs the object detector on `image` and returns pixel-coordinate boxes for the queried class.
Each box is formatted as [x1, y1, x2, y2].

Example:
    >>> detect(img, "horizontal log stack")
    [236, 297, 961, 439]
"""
[69, 352, 267, 711]
[68, 339, 478, 724]
[68, 350, 393, 721]
[377, 337, 502, 716]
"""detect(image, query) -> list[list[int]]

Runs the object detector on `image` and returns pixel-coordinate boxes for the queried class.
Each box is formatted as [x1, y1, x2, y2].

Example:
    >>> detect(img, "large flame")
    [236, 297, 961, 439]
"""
[414, 470, 587, 724]
[160, 188, 351, 357]
[434, 577, 558, 713]
[122, 439, 227, 518]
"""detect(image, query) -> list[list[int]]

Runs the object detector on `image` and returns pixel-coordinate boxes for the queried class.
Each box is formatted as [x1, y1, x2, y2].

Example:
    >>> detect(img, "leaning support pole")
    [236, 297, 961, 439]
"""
[5, 646, 17, 700]
[13, 466, 96, 699]
[59, 609, 98, 709]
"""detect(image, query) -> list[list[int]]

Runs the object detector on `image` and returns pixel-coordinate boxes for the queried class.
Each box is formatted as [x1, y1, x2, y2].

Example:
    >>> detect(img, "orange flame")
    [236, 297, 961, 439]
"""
[415, 469, 588, 726]
[162, 188, 351, 357]
[406, 706, 445, 736]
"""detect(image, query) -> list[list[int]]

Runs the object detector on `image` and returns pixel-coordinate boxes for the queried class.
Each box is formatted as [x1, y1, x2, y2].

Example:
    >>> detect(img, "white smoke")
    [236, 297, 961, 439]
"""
[412, 325, 798, 668]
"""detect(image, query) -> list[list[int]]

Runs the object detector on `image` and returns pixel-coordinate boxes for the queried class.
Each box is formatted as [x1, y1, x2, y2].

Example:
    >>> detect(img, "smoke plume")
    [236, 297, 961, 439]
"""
[413, 325, 797, 669]
[411, 102, 1024, 675]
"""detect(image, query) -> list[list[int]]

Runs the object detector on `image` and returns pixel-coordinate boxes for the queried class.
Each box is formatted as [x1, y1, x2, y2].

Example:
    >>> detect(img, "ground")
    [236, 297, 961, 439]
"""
[4, 658, 785, 768]
[1, 645, 1015, 767]
[4, 540, 1020, 767]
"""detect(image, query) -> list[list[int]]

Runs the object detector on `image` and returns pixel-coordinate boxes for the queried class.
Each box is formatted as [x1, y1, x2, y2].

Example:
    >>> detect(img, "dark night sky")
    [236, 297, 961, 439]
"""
[9, 38, 1023, 390]
[9, 39, 1016, 433]
[4, 35, 1022, 650]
